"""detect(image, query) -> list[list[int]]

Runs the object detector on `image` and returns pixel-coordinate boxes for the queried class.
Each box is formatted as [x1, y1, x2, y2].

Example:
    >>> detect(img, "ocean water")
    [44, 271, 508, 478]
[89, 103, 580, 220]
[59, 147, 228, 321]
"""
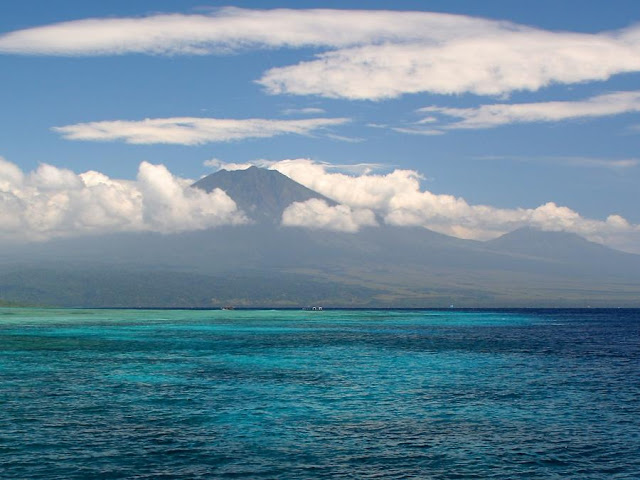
[0, 308, 638, 479]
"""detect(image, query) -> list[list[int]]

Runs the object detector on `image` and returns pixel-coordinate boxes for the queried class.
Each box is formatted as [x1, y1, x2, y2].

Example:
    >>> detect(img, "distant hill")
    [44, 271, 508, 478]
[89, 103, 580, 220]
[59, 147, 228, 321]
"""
[485, 227, 640, 279]
[487, 227, 615, 260]
[192, 166, 335, 223]
[1, 167, 639, 307]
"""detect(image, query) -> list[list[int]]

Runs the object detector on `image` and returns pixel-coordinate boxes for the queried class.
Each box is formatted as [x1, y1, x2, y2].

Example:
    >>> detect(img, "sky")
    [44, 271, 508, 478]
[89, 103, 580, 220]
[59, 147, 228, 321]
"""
[1, 1, 640, 252]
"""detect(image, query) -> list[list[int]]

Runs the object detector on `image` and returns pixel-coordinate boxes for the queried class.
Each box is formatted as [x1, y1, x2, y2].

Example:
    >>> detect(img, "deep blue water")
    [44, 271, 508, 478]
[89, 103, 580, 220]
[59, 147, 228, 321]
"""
[0, 308, 639, 479]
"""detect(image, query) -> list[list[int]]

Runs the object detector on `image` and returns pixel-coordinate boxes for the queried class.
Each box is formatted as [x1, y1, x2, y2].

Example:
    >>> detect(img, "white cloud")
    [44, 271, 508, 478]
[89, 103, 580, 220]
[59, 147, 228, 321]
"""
[282, 199, 377, 232]
[419, 90, 640, 130]
[2, 8, 640, 99]
[252, 158, 640, 253]
[270, 159, 422, 210]
[53, 117, 349, 145]
[0, 157, 246, 241]
[0, 8, 507, 55]
[257, 28, 640, 100]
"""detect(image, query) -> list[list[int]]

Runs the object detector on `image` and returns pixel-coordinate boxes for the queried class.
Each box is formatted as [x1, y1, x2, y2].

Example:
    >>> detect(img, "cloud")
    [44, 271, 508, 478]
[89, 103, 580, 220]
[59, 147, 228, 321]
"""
[257, 27, 640, 100]
[0, 157, 246, 241]
[474, 155, 639, 169]
[53, 117, 349, 145]
[250, 158, 640, 253]
[418, 90, 640, 130]
[270, 159, 422, 210]
[3, 8, 640, 99]
[3, 155, 639, 252]
[0, 8, 507, 56]
[281, 107, 326, 115]
[282, 199, 377, 232]
[392, 127, 445, 136]
[205, 158, 388, 175]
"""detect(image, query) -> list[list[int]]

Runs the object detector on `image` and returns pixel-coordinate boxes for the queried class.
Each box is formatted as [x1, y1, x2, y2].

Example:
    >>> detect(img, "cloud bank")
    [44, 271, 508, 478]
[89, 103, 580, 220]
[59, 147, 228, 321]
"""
[2, 8, 640, 99]
[418, 90, 640, 131]
[259, 159, 639, 253]
[0, 157, 246, 241]
[2, 156, 639, 252]
[53, 117, 349, 145]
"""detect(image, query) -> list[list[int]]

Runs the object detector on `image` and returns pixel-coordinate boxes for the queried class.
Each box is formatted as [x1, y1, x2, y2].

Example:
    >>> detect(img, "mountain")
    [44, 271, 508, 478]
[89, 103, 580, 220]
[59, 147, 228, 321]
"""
[192, 166, 335, 223]
[1, 168, 639, 307]
[487, 227, 615, 260]
[485, 227, 640, 279]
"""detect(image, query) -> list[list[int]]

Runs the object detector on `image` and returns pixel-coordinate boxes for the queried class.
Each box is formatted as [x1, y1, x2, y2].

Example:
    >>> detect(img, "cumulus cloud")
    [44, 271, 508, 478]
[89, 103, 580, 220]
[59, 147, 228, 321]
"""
[234, 158, 640, 253]
[271, 159, 421, 210]
[3, 8, 640, 99]
[0, 157, 246, 241]
[418, 90, 640, 130]
[282, 199, 377, 232]
[53, 116, 349, 145]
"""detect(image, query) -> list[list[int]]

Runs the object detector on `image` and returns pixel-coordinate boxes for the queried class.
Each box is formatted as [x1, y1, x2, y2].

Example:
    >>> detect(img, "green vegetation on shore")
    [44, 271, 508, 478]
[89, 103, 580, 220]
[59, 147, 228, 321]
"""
[0, 299, 33, 307]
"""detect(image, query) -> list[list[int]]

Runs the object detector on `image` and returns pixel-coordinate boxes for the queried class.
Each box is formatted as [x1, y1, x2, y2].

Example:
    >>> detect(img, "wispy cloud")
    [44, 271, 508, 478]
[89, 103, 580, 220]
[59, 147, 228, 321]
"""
[418, 91, 640, 130]
[203, 158, 272, 171]
[475, 155, 639, 169]
[206, 158, 388, 175]
[257, 23, 640, 100]
[325, 133, 364, 143]
[392, 127, 445, 136]
[281, 107, 326, 116]
[53, 116, 350, 145]
[2, 8, 640, 99]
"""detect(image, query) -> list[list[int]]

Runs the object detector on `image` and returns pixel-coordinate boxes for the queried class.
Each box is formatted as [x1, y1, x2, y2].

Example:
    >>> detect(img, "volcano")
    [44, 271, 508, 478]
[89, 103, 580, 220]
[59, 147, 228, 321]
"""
[192, 166, 335, 224]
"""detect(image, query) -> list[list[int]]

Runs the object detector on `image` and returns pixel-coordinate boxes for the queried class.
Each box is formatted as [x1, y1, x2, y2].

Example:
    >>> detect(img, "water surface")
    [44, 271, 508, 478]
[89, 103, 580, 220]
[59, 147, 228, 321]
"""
[1, 308, 638, 479]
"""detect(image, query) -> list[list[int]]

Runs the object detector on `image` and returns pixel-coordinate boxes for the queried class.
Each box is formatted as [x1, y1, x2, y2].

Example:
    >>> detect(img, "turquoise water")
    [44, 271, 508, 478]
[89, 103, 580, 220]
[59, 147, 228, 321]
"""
[1, 308, 639, 479]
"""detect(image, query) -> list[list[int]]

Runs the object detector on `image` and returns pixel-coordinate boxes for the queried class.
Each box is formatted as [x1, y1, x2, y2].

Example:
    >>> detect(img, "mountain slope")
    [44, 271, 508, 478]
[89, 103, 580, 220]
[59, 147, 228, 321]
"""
[485, 227, 640, 278]
[487, 227, 614, 260]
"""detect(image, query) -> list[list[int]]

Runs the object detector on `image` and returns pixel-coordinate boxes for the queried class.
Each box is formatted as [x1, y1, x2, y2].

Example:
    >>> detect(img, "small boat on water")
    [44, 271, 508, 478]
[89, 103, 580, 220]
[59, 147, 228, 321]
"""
[221, 305, 235, 310]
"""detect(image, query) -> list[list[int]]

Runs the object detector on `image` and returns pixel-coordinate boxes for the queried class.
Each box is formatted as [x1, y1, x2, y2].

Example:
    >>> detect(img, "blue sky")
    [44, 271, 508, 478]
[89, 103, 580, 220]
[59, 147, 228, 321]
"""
[1, 1, 640, 250]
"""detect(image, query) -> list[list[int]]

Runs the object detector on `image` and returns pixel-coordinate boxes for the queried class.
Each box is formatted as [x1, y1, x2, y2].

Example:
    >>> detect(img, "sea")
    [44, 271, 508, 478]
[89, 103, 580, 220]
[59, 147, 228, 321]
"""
[0, 308, 638, 479]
